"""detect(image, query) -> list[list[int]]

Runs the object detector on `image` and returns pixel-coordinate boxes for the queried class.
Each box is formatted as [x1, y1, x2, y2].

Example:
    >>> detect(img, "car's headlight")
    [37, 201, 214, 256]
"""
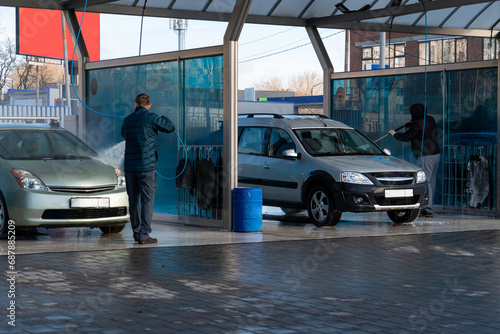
[341, 172, 373, 185]
[114, 168, 126, 188]
[416, 170, 427, 183]
[11, 169, 48, 191]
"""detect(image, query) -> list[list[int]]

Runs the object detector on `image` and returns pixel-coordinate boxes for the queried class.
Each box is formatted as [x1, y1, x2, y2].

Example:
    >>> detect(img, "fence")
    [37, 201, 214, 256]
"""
[441, 144, 496, 213]
[0, 105, 71, 124]
[177, 145, 223, 222]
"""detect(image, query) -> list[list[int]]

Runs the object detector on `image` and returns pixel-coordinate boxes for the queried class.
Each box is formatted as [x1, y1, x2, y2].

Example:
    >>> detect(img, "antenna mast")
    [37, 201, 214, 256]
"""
[170, 19, 188, 50]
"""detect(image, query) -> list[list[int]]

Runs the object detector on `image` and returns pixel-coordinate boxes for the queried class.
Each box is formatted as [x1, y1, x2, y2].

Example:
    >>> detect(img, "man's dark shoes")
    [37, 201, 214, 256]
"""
[420, 209, 434, 217]
[139, 237, 158, 244]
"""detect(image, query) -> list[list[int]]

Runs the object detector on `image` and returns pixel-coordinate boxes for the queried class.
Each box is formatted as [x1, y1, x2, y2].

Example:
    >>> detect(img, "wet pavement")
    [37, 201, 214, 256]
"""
[1, 209, 500, 333]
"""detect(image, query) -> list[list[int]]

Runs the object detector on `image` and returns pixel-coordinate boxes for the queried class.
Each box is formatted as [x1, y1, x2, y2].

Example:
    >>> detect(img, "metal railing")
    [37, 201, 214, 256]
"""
[177, 145, 223, 222]
[0, 105, 70, 124]
[441, 145, 496, 212]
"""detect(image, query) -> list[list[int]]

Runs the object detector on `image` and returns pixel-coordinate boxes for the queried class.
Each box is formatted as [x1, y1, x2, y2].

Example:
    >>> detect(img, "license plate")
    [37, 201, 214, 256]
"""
[70, 198, 110, 208]
[384, 189, 413, 198]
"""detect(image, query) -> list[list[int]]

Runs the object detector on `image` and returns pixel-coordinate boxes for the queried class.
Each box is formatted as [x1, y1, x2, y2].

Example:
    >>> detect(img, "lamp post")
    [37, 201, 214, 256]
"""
[61, 12, 72, 114]
[311, 82, 323, 96]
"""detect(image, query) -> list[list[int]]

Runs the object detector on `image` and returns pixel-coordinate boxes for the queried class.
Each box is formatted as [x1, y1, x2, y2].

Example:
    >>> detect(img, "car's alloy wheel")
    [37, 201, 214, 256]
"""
[387, 209, 420, 224]
[99, 224, 126, 234]
[0, 193, 8, 235]
[307, 186, 341, 227]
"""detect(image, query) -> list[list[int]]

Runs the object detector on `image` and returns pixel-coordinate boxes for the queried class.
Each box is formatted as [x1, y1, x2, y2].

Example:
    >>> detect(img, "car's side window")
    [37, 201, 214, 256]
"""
[268, 128, 295, 158]
[238, 127, 267, 155]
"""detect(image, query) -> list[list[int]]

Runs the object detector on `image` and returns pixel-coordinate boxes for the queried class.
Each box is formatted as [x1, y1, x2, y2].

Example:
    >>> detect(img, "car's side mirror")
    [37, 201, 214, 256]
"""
[383, 148, 391, 156]
[283, 149, 300, 159]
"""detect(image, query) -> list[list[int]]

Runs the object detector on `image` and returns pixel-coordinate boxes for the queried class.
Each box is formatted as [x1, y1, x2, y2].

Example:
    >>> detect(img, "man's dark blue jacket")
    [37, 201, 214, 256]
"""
[121, 106, 175, 172]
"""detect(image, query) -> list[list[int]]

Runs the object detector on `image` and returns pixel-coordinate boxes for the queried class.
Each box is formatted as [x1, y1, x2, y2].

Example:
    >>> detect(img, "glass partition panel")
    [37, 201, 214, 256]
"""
[332, 66, 497, 209]
[183, 56, 224, 146]
[446, 67, 498, 141]
[332, 72, 443, 164]
[85, 55, 223, 215]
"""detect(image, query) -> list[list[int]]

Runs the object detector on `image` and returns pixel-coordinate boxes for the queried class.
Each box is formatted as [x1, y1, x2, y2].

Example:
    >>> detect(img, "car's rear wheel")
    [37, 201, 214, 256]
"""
[280, 207, 302, 215]
[387, 209, 420, 224]
[99, 224, 126, 234]
[307, 186, 342, 227]
[0, 193, 9, 236]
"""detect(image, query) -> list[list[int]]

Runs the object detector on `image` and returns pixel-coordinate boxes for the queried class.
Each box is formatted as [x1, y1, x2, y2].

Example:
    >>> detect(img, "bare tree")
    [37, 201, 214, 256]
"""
[13, 59, 35, 90]
[0, 38, 17, 102]
[253, 71, 322, 96]
[288, 71, 322, 96]
[39, 62, 64, 89]
[253, 76, 290, 92]
[11, 59, 64, 90]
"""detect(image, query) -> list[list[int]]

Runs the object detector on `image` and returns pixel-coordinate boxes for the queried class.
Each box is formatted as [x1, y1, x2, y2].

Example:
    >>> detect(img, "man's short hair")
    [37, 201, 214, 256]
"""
[135, 93, 150, 107]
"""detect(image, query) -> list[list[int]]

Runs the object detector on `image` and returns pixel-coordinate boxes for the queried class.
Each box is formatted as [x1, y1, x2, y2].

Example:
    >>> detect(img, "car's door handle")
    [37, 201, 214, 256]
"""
[263, 164, 270, 169]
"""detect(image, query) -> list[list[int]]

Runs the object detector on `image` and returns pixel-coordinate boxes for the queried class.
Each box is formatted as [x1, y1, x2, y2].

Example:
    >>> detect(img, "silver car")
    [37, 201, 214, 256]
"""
[0, 122, 129, 235]
[238, 114, 429, 226]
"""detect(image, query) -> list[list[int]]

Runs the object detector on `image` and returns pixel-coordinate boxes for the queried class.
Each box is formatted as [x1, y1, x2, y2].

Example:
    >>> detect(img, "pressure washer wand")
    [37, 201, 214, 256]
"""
[374, 123, 409, 143]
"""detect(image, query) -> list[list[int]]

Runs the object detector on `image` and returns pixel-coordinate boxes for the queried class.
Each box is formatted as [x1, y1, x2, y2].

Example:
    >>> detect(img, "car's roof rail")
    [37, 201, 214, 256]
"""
[309, 113, 329, 119]
[282, 113, 329, 119]
[238, 113, 284, 119]
[238, 113, 331, 120]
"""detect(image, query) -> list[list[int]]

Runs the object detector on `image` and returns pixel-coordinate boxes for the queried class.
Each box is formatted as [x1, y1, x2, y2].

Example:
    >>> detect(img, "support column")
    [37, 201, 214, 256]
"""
[61, 12, 72, 115]
[496, 41, 500, 217]
[222, 0, 252, 230]
[63, 9, 90, 140]
[380, 32, 386, 69]
[306, 26, 334, 117]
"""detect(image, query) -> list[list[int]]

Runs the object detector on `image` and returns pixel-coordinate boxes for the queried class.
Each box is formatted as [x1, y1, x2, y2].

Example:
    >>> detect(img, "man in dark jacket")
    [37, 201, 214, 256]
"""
[388, 103, 440, 217]
[121, 93, 175, 244]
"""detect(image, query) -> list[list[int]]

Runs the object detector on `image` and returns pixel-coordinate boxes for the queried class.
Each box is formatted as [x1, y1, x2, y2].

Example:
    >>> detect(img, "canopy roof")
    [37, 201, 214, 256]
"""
[5, 0, 500, 38]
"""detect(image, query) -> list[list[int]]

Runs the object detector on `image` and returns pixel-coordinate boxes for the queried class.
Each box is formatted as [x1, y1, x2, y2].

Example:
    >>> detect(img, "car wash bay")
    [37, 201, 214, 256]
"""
[15, 0, 489, 231]
[2, 1, 500, 332]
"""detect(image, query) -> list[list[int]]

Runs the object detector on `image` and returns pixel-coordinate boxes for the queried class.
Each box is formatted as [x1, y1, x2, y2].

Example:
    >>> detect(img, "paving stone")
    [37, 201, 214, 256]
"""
[2, 230, 500, 333]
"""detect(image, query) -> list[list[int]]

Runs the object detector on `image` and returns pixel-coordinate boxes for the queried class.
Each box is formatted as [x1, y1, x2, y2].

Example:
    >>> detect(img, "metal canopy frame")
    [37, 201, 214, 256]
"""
[6, 0, 500, 37]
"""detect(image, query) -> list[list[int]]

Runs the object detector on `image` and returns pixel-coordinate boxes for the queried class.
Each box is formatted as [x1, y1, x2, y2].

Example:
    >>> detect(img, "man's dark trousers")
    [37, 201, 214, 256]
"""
[125, 170, 156, 241]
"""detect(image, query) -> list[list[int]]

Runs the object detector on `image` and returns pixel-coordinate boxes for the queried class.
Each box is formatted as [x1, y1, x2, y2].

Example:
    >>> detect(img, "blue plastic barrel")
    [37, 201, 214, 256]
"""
[233, 188, 262, 232]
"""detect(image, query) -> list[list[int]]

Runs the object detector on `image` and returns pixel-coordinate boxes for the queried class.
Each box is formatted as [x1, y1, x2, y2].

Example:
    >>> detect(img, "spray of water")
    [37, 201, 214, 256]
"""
[98, 141, 126, 169]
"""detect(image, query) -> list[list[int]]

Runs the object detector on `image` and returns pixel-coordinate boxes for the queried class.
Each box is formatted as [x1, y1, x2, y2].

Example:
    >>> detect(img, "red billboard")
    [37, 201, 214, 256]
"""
[16, 8, 100, 62]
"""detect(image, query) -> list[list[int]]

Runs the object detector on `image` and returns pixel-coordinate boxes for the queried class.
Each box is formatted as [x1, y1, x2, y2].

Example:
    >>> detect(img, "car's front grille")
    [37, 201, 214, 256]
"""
[42, 207, 127, 219]
[49, 185, 116, 193]
[370, 172, 415, 185]
[374, 195, 419, 206]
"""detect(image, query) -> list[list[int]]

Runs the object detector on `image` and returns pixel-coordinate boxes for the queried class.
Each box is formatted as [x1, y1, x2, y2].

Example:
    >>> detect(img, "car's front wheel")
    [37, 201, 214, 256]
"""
[387, 209, 420, 224]
[0, 193, 9, 236]
[99, 224, 126, 234]
[307, 186, 342, 227]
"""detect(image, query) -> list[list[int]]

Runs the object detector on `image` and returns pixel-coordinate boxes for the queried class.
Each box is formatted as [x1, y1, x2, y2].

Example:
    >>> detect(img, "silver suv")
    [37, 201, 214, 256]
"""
[237, 114, 428, 226]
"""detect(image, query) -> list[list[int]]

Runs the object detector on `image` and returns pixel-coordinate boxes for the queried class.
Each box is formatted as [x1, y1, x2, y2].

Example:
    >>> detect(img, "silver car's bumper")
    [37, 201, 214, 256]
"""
[373, 203, 421, 211]
[6, 187, 129, 227]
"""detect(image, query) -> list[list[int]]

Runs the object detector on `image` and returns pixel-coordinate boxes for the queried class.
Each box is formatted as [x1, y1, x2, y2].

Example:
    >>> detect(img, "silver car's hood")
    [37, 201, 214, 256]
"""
[317, 155, 421, 173]
[8, 158, 118, 187]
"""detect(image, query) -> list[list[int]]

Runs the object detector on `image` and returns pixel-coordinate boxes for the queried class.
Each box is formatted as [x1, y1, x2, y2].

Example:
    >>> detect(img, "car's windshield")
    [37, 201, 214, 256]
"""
[0, 129, 97, 160]
[294, 128, 385, 156]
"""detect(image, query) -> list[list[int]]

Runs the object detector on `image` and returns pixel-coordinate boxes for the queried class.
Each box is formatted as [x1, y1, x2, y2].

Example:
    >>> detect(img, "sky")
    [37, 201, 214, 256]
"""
[0, 6, 346, 89]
